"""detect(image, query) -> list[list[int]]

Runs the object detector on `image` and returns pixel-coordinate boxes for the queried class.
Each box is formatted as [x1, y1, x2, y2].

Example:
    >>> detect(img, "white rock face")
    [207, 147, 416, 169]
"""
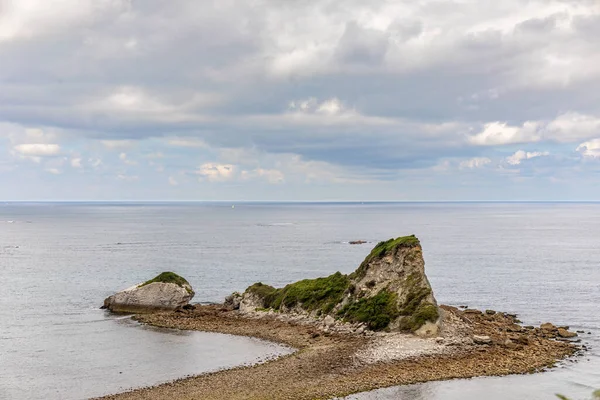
[239, 292, 264, 313]
[102, 282, 194, 313]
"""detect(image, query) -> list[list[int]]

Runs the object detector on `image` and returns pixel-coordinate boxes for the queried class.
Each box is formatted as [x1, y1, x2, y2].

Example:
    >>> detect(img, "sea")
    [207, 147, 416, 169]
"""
[0, 202, 598, 400]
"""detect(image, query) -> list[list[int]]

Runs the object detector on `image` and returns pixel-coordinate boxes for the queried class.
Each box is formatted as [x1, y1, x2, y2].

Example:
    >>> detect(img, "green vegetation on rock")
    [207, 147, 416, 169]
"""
[140, 272, 192, 294]
[337, 289, 400, 331]
[396, 272, 438, 331]
[246, 282, 277, 301]
[247, 272, 350, 314]
[352, 235, 420, 280]
[398, 303, 439, 332]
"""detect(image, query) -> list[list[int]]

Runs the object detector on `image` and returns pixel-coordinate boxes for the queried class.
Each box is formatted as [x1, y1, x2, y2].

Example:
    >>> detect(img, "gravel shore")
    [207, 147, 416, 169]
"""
[98, 305, 579, 400]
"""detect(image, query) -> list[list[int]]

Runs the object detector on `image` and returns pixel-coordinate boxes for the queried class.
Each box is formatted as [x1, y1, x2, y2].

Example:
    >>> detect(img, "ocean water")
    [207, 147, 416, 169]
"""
[0, 202, 598, 400]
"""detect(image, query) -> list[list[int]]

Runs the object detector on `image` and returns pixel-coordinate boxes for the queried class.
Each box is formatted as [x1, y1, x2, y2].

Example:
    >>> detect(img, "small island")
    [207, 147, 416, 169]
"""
[99, 236, 580, 400]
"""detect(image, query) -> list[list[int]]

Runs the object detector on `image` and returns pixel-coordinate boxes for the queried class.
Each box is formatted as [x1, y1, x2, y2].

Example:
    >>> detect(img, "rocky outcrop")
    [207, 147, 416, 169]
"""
[102, 272, 194, 313]
[237, 235, 441, 336]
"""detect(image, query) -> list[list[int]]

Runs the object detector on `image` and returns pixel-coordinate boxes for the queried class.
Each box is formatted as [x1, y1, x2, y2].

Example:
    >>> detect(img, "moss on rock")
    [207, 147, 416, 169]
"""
[246, 272, 350, 314]
[352, 235, 420, 280]
[337, 289, 400, 331]
[140, 272, 193, 294]
[398, 303, 439, 332]
[246, 282, 277, 299]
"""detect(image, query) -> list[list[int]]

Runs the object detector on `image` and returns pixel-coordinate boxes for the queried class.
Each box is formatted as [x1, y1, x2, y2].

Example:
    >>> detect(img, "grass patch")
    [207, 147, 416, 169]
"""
[246, 282, 277, 299]
[139, 272, 193, 294]
[338, 289, 400, 331]
[398, 303, 439, 332]
[245, 272, 350, 314]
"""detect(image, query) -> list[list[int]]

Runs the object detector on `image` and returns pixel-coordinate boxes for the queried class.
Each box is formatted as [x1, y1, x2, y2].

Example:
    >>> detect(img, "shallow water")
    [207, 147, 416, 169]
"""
[1, 202, 598, 399]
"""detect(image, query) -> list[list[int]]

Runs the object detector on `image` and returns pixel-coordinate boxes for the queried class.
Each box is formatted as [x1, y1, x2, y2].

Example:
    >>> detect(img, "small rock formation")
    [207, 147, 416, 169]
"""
[349, 240, 367, 245]
[538, 322, 578, 339]
[224, 292, 242, 309]
[557, 328, 578, 338]
[473, 335, 492, 345]
[102, 272, 195, 313]
[237, 235, 441, 336]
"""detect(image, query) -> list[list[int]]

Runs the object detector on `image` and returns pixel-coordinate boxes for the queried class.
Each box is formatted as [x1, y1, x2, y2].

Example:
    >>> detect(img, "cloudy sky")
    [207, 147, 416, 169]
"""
[2, 0, 600, 201]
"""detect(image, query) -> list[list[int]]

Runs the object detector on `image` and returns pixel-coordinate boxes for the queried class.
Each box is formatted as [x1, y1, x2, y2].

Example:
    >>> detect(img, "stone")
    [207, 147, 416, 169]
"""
[102, 272, 194, 313]
[224, 292, 242, 310]
[515, 335, 530, 345]
[323, 315, 336, 327]
[349, 240, 367, 245]
[557, 328, 578, 338]
[485, 309, 496, 315]
[239, 291, 265, 313]
[473, 335, 492, 345]
[540, 322, 557, 331]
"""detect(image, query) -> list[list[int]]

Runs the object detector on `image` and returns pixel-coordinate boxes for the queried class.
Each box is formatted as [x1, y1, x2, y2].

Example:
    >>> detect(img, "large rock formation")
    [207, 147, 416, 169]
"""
[237, 235, 441, 336]
[102, 272, 195, 313]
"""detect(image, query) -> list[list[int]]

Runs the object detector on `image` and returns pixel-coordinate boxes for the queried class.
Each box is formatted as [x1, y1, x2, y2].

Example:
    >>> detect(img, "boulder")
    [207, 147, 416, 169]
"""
[540, 322, 557, 331]
[102, 272, 194, 313]
[323, 315, 335, 327]
[557, 328, 577, 338]
[238, 235, 441, 337]
[224, 292, 242, 310]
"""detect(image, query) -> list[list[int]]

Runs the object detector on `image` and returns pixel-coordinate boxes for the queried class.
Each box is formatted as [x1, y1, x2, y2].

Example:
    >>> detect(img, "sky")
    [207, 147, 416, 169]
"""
[2, 0, 600, 201]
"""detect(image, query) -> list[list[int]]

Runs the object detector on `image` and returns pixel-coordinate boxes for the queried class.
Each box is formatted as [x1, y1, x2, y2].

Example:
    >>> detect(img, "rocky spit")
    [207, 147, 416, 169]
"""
[97, 304, 580, 400]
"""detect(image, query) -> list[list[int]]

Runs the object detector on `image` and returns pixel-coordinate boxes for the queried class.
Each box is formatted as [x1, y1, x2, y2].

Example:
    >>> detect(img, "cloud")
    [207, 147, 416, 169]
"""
[505, 150, 550, 165]
[241, 168, 285, 184]
[167, 138, 207, 148]
[469, 122, 542, 146]
[119, 152, 137, 165]
[459, 157, 492, 169]
[288, 97, 348, 116]
[13, 143, 61, 157]
[71, 158, 82, 168]
[101, 140, 136, 150]
[470, 113, 600, 146]
[2, 1, 600, 200]
[576, 139, 600, 158]
[116, 174, 139, 181]
[168, 176, 178, 186]
[195, 163, 235, 182]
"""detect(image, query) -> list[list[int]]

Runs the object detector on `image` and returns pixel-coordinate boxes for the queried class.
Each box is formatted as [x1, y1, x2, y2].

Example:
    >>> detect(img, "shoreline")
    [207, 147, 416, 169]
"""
[98, 304, 580, 400]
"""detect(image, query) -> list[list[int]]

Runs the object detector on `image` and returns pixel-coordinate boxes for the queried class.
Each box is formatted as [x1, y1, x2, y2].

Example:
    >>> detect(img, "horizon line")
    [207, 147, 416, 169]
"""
[3, 200, 600, 204]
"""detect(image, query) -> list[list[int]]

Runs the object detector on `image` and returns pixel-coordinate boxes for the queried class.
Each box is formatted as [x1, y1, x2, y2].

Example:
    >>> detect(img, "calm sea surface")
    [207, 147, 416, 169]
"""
[0, 202, 598, 399]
